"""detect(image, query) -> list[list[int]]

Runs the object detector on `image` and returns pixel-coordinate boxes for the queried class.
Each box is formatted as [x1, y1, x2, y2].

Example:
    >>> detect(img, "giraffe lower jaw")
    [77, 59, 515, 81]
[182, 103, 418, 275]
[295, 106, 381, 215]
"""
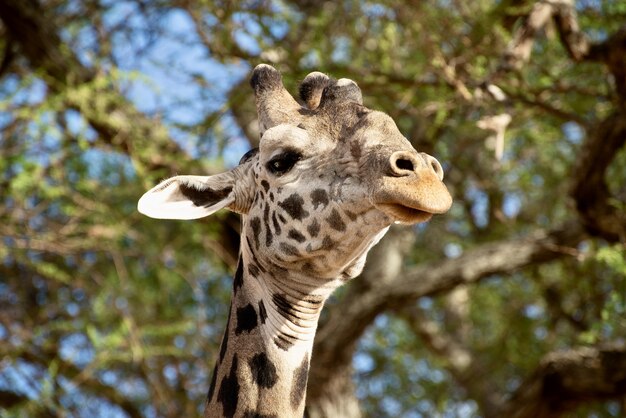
[376, 203, 434, 224]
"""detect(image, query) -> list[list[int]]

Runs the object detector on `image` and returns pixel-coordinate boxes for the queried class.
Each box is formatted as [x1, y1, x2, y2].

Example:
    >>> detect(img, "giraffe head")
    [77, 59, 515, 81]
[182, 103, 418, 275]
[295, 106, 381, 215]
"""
[138, 64, 452, 279]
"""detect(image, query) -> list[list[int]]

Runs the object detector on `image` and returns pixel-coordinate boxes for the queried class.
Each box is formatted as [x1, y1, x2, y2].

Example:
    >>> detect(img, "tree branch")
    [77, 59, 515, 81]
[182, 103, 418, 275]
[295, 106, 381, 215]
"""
[0, 389, 24, 409]
[400, 306, 502, 417]
[549, 4, 626, 242]
[584, 27, 626, 102]
[495, 0, 626, 240]
[308, 220, 586, 411]
[501, 0, 556, 71]
[0, 0, 191, 176]
[499, 343, 626, 418]
[1, 348, 144, 418]
[570, 111, 626, 242]
[551, 0, 590, 61]
[389, 221, 585, 302]
[307, 226, 416, 417]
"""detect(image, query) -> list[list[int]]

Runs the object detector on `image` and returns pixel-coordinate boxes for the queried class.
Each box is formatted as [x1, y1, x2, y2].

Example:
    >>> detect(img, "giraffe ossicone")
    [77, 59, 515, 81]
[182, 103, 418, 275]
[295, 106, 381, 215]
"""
[138, 64, 452, 418]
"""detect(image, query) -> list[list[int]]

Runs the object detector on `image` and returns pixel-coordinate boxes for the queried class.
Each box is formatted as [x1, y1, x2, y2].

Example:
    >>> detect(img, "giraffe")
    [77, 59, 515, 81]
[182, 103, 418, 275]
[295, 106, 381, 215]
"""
[137, 64, 452, 418]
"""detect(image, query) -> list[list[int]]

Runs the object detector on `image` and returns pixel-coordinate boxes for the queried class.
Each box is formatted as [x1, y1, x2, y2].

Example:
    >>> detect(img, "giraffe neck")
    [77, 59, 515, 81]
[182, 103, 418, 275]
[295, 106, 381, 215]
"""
[204, 245, 342, 418]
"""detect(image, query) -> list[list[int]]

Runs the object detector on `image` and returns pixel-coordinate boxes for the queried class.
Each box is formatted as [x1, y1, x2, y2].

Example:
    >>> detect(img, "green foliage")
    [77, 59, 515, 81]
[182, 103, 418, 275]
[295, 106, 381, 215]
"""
[576, 244, 626, 345]
[1, 1, 625, 417]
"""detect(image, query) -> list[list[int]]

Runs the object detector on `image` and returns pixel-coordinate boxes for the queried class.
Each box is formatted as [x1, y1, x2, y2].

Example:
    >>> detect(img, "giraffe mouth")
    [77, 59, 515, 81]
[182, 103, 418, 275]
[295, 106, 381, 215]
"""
[374, 169, 452, 224]
[376, 203, 434, 224]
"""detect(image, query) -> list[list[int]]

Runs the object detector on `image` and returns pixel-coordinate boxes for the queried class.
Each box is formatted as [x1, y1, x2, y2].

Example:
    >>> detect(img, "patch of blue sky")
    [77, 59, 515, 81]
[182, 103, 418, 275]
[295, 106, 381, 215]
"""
[608, 402, 623, 416]
[231, 11, 264, 56]
[28, 211, 47, 232]
[562, 121, 584, 144]
[523, 304, 544, 319]
[465, 183, 489, 227]
[57, 375, 131, 418]
[60, 0, 82, 16]
[444, 216, 472, 238]
[374, 313, 390, 328]
[300, 50, 322, 68]
[444, 242, 463, 258]
[503, 192, 522, 218]
[102, 6, 252, 160]
[358, 350, 479, 417]
[500, 167, 535, 216]
[0, 74, 29, 106]
[66, 302, 80, 317]
[1, 82, 84, 172]
[82, 148, 135, 184]
[162, 364, 178, 386]
[331, 36, 351, 63]
[505, 375, 523, 392]
[0, 359, 41, 399]
[174, 335, 186, 350]
[356, 375, 381, 398]
[233, 28, 262, 56]
[267, 17, 289, 39]
[412, 221, 431, 235]
[221, 113, 254, 167]
[576, 0, 614, 42]
[102, 2, 150, 56]
[59, 333, 95, 368]
[534, 326, 548, 340]
[414, 358, 434, 379]
[1, 241, 16, 268]
[6, 4, 292, 200]
[380, 397, 403, 416]
[120, 46, 208, 118]
[100, 370, 117, 386]
[0, 72, 18, 93]
[531, 174, 544, 186]
[10, 117, 63, 170]
[418, 297, 433, 310]
[4, 77, 47, 107]
[115, 296, 129, 311]
[577, 0, 601, 10]
[82, 251, 98, 266]
[444, 402, 479, 418]
[185, 364, 212, 402]
[233, 8, 289, 41]
[66, 23, 99, 68]
[64, 109, 98, 143]
[353, 352, 376, 373]
[144, 10, 248, 112]
[363, 2, 395, 18]
[35, 3, 267, 173]
[91, 370, 151, 404]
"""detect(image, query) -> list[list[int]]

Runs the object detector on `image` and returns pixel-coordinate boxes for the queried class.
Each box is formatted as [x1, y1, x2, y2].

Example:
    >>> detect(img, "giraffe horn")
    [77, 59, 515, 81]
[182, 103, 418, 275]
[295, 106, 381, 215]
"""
[250, 64, 301, 134]
[299, 71, 331, 110]
[318, 77, 363, 109]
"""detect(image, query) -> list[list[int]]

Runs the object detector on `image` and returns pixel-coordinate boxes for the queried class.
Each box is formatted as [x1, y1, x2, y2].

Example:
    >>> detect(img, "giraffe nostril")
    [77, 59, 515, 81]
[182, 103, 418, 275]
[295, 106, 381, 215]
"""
[396, 158, 415, 172]
[425, 155, 444, 181]
[389, 151, 421, 177]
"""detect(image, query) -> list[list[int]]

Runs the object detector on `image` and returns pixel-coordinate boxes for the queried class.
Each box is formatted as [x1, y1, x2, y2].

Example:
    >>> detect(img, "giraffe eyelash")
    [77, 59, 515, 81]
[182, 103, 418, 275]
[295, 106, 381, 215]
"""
[266, 150, 302, 176]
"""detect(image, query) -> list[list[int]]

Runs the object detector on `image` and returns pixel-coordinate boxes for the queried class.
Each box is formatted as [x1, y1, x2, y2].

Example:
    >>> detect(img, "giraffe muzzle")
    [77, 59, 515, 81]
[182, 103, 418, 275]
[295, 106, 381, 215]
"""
[374, 152, 452, 224]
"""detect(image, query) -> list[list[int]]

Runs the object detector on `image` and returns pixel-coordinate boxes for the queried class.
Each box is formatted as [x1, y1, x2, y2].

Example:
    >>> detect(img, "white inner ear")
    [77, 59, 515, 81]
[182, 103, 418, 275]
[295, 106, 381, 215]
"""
[138, 175, 235, 220]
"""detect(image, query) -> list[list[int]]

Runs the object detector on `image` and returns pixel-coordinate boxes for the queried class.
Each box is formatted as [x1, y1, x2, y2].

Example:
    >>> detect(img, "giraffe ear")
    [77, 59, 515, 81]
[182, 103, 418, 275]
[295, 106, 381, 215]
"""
[138, 174, 236, 220]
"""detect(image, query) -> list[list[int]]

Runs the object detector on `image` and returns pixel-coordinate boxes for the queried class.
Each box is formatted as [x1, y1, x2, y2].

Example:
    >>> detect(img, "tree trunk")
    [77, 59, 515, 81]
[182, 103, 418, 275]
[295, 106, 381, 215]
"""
[306, 365, 361, 418]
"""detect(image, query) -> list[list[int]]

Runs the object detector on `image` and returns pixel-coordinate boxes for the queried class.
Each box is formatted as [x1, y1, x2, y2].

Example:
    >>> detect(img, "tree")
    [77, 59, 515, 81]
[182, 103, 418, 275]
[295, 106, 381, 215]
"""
[0, 0, 625, 417]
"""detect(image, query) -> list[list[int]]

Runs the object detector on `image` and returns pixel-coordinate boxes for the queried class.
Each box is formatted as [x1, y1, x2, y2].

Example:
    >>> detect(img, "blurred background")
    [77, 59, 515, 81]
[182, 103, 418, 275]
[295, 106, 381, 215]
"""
[0, 0, 625, 417]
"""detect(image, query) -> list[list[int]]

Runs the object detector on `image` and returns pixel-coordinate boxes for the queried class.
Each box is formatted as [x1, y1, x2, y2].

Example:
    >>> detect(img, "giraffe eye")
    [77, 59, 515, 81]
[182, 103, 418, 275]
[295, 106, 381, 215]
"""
[267, 151, 302, 175]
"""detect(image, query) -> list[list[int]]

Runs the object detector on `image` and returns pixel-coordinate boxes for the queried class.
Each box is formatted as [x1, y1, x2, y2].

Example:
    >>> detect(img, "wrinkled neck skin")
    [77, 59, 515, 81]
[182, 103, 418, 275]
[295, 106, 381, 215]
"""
[204, 217, 389, 418]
